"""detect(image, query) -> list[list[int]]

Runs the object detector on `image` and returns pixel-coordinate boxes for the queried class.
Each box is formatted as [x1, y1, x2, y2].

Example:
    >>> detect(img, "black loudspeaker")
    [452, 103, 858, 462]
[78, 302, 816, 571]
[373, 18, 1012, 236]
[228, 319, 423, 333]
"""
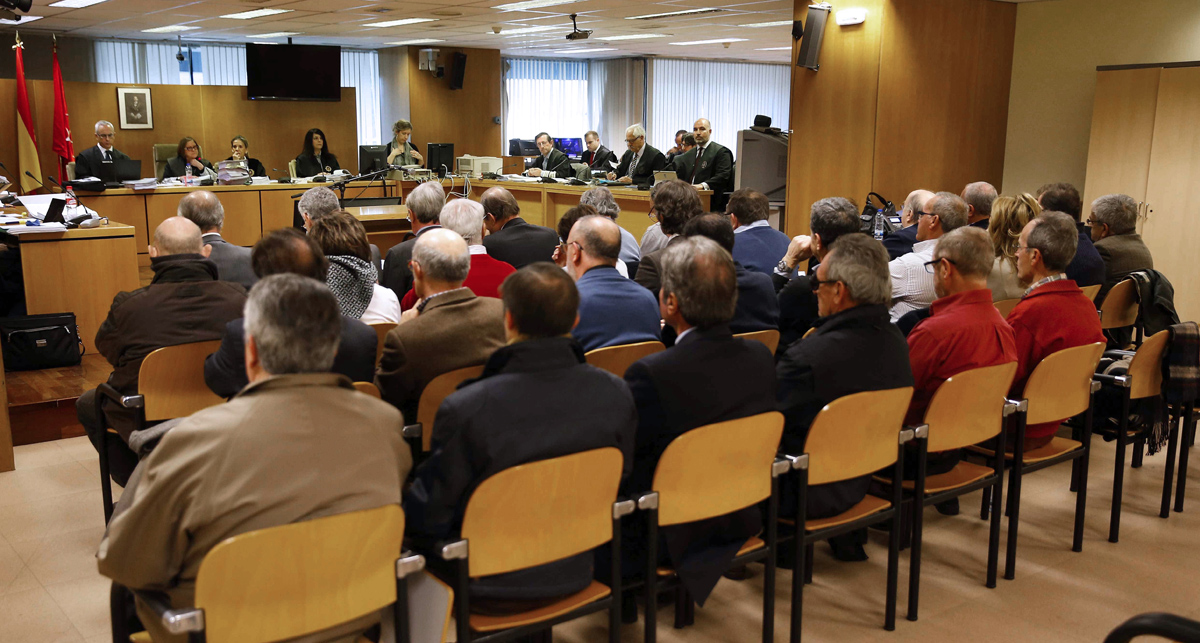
[792, 19, 804, 41]
[796, 4, 831, 70]
[449, 52, 467, 90]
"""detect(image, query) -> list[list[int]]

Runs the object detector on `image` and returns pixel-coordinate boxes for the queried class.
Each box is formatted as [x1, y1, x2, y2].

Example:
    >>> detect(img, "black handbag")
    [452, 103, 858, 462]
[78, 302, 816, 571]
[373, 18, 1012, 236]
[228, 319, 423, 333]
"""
[860, 192, 898, 237]
[0, 312, 84, 371]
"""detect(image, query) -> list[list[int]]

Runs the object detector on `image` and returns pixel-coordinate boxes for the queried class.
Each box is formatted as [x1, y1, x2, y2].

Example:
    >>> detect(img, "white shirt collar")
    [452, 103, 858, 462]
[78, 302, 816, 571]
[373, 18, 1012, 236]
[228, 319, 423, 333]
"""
[468, 245, 487, 255]
[96, 144, 113, 156]
[675, 327, 695, 343]
[734, 220, 770, 234]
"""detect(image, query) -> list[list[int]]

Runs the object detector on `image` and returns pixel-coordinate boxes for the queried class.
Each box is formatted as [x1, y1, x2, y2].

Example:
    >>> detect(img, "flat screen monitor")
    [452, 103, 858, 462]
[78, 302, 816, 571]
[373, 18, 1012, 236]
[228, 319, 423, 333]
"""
[555, 137, 583, 157]
[427, 143, 455, 178]
[734, 129, 787, 202]
[359, 145, 389, 173]
[246, 44, 341, 101]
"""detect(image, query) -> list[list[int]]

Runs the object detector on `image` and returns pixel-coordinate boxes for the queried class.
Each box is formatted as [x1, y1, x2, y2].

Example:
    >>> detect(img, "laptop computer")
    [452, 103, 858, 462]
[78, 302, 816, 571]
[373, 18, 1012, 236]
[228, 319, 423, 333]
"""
[652, 170, 676, 186]
[96, 159, 143, 188]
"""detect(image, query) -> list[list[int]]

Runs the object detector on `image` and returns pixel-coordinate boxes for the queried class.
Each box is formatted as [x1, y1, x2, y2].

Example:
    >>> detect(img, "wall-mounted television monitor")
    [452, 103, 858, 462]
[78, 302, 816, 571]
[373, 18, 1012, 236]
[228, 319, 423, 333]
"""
[247, 44, 341, 101]
[555, 137, 583, 157]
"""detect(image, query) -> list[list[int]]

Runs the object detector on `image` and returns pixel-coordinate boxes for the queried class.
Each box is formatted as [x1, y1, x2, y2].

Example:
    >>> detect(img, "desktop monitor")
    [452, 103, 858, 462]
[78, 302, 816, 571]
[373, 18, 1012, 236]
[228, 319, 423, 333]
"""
[508, 139, 538, 156]
[359, 145, 389, 173]
[427, 143, 455, 178]
[554, 137, 583, 158]
[734, 129, 787, 202]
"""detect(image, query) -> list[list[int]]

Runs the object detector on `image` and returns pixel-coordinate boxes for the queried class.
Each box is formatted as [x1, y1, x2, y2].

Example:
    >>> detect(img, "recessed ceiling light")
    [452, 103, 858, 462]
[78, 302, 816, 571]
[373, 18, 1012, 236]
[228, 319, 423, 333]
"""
[553, 47, 617, 54]
[141, 24, 197, 33]
[385, 39, 444, 46]
[595, 33, 666, 41]
[739, 20, 793, 28]
[627, 8, 721, 20]
[493, 0, 582, 10]
[496, 23, 567, 35]
[0, 14, 40, 24]
[755, 46, 791, 51]
[669, 38, 747, 45]
[48, 0, 106, 8]
[362, 18, 437, 28]
[220, 8, 292, 19]
[249, 31, 301, 38]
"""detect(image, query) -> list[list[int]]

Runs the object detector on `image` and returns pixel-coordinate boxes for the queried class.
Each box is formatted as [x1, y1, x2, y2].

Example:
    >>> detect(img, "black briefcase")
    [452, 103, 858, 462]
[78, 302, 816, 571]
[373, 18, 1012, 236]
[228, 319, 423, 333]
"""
[0, 312, 84, 371]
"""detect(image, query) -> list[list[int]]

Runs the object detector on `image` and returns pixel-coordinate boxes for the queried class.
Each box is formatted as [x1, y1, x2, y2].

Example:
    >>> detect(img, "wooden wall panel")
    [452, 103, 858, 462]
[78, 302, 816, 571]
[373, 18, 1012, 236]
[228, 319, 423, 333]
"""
[407, 47, 503, 160]
[872, 0, 1016, 201]
[1081, 68, 1162, 208]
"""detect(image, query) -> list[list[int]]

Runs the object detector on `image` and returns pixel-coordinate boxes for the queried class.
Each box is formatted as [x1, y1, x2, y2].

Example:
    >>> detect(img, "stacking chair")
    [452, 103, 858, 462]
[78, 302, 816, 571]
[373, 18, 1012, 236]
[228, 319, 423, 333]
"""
[1171, 399, 1197, 514]
[353, 381, 382, 398]
[994, 298, 1021, 318]
[878, 362, 1016, 621]
[1093, 329, 1170, 543]
[1081, 283, 1102, 302]
[1100, 279, 1141, 347]
[96, 340, 224, 522]
[784, 386, 914, 642]
[438, 447, 632, 643]
[637, 412, 787, 643]
[65, 161, 76, 181]
[370, 322, 397, 367]
[585, 341, 665, 377]
[734, 329, 781, 354]
[288, 159, 299, 179]
[128, 504, 424, 643]
[400, 364, 484, 455]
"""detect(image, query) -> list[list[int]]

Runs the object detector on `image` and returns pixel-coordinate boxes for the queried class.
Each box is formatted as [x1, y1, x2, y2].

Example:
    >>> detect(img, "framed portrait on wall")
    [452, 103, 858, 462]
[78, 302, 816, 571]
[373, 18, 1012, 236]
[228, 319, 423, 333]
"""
[116, 87, 153, 130]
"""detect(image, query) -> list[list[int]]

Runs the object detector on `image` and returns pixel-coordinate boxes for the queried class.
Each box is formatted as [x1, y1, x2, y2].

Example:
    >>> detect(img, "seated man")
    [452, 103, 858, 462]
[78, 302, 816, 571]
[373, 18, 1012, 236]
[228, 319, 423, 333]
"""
[481, 186, 560, 269]
[889, 191, 968, 321]
[98, 274, 412, 643]
[1036, 182, 1105, 288]
[404, 263, 636, 611]
[567, 215, 661, 351]
[74, 120, 131, 180]
[962, 181, 997, 229]
[1090, 193, 1154, 301]
[682, 213, 778, 335]
[882, 189, 933, 260]
[905, 227, 1017, 481]
[399, 198, 515, 310]
[78, 217, 247, 485]
[727, 188, 791, 276]
[375, 229, 506, 421]
[177, 190, 255, 289]
[204, 228, 378, 397]
[299, 185, 383, 272]
[621, 236, 775, 603]
[580, 186, 640, 264]
[381, 180, 445, 298]
[1007, 212, 1105, 450]
[635, 180, 703, 296]
[776, 234, 913, 560]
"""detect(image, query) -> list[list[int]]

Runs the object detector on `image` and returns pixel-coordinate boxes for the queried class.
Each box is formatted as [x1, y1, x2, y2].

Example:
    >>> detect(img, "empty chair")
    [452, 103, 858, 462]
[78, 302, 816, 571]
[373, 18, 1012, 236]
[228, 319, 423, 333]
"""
[1081, 283, 1102, 302]
[401, 364, 484, 453]
[734, 329, 781, 354]
[1100, 279, 1141, 346]
[585, 340, 665, 378]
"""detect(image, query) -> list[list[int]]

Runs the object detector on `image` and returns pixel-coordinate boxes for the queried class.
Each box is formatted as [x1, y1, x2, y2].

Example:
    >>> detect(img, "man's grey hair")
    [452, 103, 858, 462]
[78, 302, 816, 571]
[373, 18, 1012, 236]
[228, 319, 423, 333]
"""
[298, 186, 340, 222]
[412, 228, 470, 283]
[406, 180, 446, 225]
[660, 236, 737, 329]
[94, 120, 114, 133]
[625, 123, 646, 140]
[810, 197, 861, 245]
[580, 187, 620, 219]
[244, 274, 341, 375]
[176, 190, 224, 232]
[824, 234, 891, 306]
[962, 182, 998, 217]
[934, 226, 993, 279]
[439, 198, 485, 245]
[1028, 211, 1080, 272]
[1092, 193, 1139, 235]
[903, 189, 934, 218]
[930, 192, 969, 232]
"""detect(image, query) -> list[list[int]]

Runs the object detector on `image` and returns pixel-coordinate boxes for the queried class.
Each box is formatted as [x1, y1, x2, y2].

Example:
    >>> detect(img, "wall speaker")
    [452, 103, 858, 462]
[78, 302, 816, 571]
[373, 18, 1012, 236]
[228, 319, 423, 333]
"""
[796, 4, 831, 71]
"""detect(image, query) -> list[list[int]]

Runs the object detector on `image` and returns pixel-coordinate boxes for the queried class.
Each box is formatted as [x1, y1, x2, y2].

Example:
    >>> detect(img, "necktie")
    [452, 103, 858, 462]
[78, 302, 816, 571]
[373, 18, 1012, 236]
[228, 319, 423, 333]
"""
[690, 146, 704, 183]
[104, 150, 112, 163]
[626, 152, 639, 178]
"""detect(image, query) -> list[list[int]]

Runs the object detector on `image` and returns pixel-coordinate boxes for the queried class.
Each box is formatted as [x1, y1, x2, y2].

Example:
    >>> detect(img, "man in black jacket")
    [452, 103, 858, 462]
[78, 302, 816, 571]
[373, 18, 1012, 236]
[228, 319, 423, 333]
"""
[621, 236, 775, 604]
[204, 229, 377, 398]
[404, 263, 636, 610]
[608, 123, 667, 187]
[526, 131, 571, 178]
[73, 120, 131, 181]
[480, 186, 559, 268]
[776, 234, 913, 560]
[673, 118, 735, 211]
[682, 214, 778, 335]
[581, 130, 616, 172]
[380, 180, 445, 297]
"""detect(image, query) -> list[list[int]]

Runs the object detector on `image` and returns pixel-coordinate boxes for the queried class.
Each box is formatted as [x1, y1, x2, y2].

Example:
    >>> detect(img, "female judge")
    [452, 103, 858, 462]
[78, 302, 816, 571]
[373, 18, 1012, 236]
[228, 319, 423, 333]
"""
[385, 119, 424, 167]
[294, 128, 340, 177]
[162, 137, 217, 181]
[225, 135, 267, 178]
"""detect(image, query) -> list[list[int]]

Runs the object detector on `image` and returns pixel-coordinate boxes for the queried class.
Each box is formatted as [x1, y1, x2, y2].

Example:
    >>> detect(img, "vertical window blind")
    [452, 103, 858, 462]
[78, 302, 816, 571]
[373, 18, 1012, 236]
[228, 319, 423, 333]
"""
[503, 58, 591, 147]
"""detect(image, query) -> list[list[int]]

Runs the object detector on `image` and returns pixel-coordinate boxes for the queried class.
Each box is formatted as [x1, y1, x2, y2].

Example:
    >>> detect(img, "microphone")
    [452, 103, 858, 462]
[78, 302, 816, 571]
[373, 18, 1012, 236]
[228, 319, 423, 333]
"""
[24, 171, 45, 189]
[46, 175, 62, 190]
[0, 161, 9, 172]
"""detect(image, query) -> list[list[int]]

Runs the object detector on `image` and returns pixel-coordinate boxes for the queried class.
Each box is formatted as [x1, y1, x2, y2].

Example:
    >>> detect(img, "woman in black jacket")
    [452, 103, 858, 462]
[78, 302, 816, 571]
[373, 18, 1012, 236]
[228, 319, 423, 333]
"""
[294, 128, 340, 177]
[224, 135, 267, 178]
[162, 137, 216, 181]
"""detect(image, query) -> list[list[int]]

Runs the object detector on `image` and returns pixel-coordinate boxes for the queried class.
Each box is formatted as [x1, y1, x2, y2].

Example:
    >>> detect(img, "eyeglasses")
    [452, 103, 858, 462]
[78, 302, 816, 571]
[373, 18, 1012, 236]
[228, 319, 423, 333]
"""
[625, 136, 643, 144]
[923, 257, 958, 273]
[184, 145, 199, 151]
[647, 207, 658, 222]
[916, 210, 935, 219]
[96, 133, 115, 139]
[810, 278, 838, 293]
[1085, 218, 1099, 227]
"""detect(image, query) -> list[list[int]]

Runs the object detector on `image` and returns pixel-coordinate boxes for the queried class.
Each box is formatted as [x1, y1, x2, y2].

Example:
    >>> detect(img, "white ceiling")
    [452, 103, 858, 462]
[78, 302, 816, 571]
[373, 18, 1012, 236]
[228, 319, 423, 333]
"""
[3, 0, 1052, 64]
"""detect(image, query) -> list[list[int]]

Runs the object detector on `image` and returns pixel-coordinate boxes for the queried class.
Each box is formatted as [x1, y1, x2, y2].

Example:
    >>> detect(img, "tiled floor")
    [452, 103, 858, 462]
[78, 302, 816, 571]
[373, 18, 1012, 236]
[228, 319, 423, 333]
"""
[2, 433, 1198, 642]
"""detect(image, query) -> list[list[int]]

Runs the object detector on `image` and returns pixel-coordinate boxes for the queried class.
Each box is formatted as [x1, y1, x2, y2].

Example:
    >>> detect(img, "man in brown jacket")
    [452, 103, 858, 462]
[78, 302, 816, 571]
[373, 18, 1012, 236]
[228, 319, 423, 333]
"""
[375, 228, 506, 420]
[1090, 193, 1154, 301]
[78, 216, 247, 485]
[98, 274, 412, 643]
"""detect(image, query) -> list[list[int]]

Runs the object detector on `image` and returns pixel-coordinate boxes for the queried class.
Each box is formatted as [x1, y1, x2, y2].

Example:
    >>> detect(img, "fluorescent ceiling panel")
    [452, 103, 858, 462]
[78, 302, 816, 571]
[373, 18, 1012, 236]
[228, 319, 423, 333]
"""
[220, 8, 293, 19]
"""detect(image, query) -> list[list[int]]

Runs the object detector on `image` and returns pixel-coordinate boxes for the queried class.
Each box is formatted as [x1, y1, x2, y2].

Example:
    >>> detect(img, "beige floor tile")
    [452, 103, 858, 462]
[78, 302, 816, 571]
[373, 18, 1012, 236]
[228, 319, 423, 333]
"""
[13, 441, 73, 470]
[11, 527, 106, 586]
[56, 437, 100, 464]
[0, 491, 107, 546]
[75, 459, 125, 503]
[44, 574, 112, 640]
[0, 461, 96, 508]
[0, 586, 84, 643]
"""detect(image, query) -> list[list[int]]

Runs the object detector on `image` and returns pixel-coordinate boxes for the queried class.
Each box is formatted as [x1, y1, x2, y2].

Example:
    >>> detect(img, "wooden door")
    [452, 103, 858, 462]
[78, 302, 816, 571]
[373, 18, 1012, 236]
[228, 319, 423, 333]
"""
[1082, 68, 1161, 209]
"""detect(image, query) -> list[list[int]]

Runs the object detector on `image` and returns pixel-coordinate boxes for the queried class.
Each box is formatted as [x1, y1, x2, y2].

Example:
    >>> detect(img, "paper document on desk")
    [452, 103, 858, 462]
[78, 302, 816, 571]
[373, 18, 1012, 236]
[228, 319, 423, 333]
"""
[3, 222, 68, 234]
[123, 178, 157, 190]
[502, 175, 540, 182]
[17, 194, 99, 220]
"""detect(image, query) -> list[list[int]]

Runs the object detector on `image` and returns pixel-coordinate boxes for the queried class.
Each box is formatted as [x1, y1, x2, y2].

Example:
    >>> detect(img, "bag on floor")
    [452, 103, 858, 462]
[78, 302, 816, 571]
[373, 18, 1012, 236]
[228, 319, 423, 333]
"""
[0, 312, 84, 371]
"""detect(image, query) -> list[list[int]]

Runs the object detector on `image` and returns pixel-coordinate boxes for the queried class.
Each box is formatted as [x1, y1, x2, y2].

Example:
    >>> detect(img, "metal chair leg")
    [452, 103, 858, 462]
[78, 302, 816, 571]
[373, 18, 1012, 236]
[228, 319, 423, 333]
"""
[672, 588, 687, 629]
[1176, 404, 1195, 513]
[986, 424, 1005, 586]
[1161, 405, 1180, 519]
[1110, 391, 1132, 543]
[1073, 400, 1094, 553]
[907, 437, 927, 622]
[1132, 436, 1145, 469]
[1004, 411, 1026, 581]
[804, 544, 813, 585]
[884, 451, 903, 632]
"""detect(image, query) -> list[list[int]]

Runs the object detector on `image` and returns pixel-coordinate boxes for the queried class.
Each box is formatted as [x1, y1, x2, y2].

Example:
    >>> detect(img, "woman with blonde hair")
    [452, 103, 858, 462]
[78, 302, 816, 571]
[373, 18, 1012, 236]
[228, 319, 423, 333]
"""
[987, 193, 1041, 301]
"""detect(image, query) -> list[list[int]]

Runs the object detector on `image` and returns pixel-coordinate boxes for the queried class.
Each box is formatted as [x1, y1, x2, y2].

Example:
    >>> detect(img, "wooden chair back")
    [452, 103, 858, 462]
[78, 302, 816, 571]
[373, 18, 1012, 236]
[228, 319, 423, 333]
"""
[994, 298, 1021, 318]
[1128, 330, 1169, 400]
[153, 143, 176, 180]
[460, 447, 623, 578]
[651, 411, 785, 526]
[735, 330, 781, 354]
[138, 340, 225, 422]
[923, 363, 1018, 452]
[66, 162, 76, 181]
[370, 322, 396, 367]
[353, 381, 381, 399]
[585, 341, 665, 377]
[1100, 279, 1139, 330]
[418, 365, 484, 451]
[194, 504, 404, 643]
[1023, 343, 1105, 425]
[288, 159, 299, 179]
[805, 387, 913, 485]
[1081, 284, 1102, 301]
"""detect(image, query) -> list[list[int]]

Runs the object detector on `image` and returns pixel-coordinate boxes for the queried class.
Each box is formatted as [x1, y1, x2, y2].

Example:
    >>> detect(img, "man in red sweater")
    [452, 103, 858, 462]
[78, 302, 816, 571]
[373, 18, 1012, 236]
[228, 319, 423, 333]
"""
[1006, 211, 1105, 450]
[399, 199, 515, 310]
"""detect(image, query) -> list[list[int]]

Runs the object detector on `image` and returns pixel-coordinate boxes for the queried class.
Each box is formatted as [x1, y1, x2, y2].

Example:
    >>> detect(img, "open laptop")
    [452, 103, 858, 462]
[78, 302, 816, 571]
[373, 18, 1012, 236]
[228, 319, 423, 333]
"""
[95, 159, 143, 188]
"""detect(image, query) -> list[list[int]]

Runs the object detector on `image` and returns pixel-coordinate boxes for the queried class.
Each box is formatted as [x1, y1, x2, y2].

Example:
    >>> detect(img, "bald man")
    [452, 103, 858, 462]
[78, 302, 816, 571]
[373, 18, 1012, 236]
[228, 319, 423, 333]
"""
[673, 118, 735, 211]
[375, 228, 507, 420]
[80, 217, 248, 485]
[177, 190, 256, 289]
[567, 215, 661, 351]
[883, 189, 935, 260]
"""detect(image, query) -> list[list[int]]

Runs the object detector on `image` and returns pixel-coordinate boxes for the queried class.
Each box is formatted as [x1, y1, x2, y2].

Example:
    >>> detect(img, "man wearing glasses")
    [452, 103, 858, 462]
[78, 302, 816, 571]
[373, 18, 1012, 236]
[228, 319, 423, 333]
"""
[73, 120, 131, 181]
[888, 191, 968, 321]
[607, 123, 666, 187]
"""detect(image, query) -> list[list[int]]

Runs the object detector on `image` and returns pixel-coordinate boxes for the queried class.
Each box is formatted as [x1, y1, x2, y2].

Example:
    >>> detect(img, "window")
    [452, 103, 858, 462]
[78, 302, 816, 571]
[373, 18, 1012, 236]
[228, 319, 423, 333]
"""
[342, 49, 382, 147]
[503, 58, 590, 146]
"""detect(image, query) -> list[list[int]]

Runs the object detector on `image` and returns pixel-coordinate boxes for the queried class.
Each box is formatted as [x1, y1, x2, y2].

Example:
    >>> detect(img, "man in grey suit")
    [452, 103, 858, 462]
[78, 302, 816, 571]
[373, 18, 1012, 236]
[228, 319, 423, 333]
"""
[380, 180, 445, 299]
[177, 191, 256, 290]
[1089, 193, 1154, 301]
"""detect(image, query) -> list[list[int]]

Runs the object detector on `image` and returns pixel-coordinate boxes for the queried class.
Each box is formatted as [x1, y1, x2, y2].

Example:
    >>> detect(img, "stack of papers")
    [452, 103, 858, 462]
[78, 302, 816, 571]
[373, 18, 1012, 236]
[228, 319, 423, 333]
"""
[1, 221, 68, 235]
[217, 160, 250, 186]
[123, 178, 157, 190]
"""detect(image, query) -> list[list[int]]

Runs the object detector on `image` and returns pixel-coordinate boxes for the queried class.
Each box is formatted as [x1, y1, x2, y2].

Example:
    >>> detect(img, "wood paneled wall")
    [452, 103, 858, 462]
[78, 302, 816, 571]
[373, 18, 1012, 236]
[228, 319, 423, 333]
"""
[407, 46, 503, 159]
[1081, 68, 1162, 207]
[785, 0, 1017, 236]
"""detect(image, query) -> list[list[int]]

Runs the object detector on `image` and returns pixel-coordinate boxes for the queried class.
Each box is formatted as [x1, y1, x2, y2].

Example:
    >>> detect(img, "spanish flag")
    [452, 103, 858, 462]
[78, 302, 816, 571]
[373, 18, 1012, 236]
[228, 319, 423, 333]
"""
[14, 34, 42, 195]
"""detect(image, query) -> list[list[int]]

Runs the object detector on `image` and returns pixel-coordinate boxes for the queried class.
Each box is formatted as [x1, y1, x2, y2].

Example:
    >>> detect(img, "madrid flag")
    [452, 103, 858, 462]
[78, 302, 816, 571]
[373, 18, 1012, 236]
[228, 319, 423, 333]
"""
[14, 36, 42, 194]
[52, 41, 74, 181]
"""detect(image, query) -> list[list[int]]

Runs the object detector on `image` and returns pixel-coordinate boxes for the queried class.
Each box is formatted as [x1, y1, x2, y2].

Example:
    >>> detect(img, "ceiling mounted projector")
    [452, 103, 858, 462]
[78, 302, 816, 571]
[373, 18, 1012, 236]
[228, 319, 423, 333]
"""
[566, 13, 592, 41]
[0, 0, 32, 12]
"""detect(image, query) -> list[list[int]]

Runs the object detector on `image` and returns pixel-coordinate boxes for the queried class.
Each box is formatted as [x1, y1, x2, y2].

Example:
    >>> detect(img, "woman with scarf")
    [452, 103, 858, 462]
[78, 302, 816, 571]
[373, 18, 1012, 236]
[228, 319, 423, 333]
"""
[308, 211, 400, 324]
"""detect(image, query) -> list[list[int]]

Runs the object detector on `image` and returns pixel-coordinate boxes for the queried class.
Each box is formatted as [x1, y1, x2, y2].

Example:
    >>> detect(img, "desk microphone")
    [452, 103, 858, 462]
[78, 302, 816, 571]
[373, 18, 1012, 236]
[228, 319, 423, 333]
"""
[273, 168, 293, 184]
[46, 175, 63, 191]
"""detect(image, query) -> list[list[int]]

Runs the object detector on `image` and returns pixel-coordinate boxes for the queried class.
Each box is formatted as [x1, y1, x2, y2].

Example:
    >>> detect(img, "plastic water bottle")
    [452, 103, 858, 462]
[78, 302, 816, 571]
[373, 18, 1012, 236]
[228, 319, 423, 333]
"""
[184, 164, 193, 186]
[873, 209, 885, 241]
[64, 185, 78, 208]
